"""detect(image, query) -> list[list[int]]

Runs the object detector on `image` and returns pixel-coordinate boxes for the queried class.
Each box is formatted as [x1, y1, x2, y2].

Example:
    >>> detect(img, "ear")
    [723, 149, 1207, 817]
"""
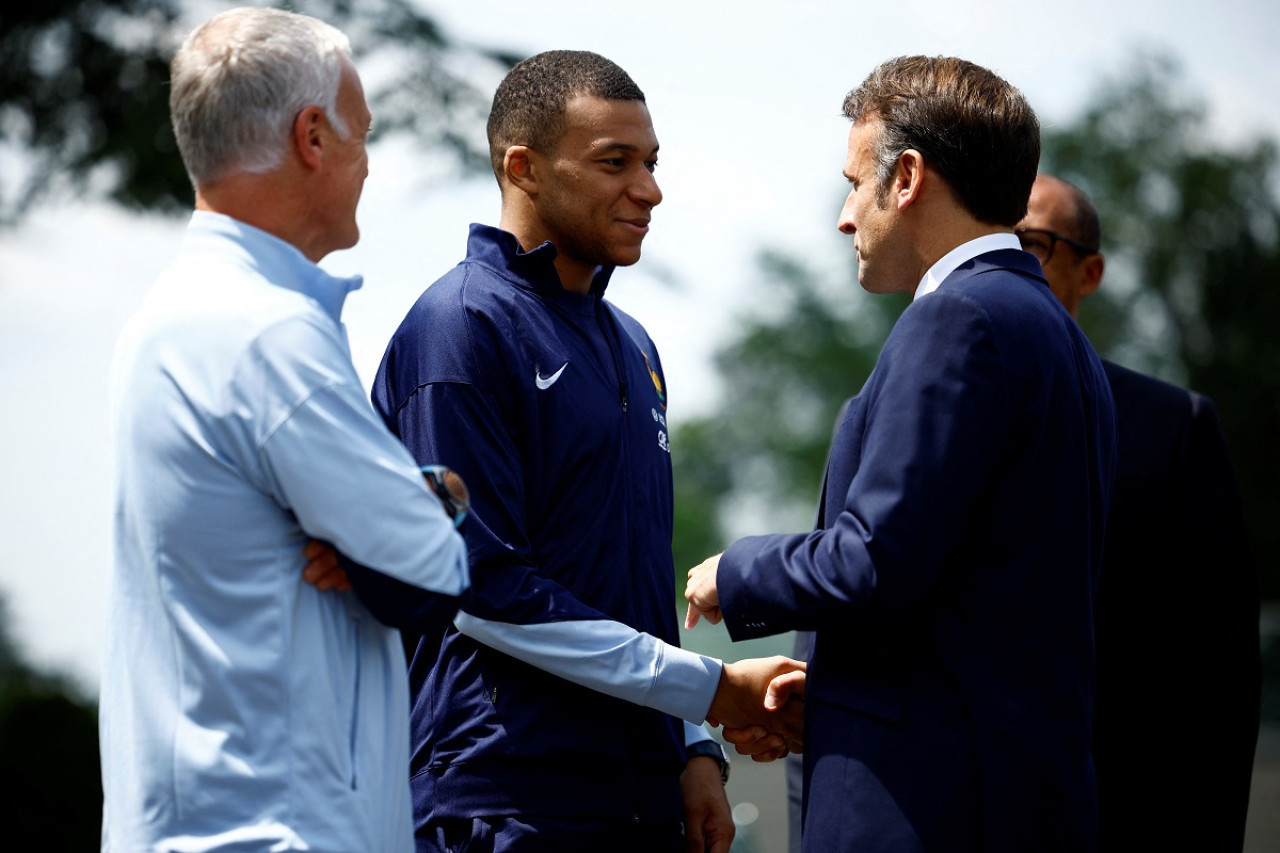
[292, 105, 327, 171]
[892, 149, 925, 209]
[1080, 252, 1105, 297]
[503, 145, 538, 195]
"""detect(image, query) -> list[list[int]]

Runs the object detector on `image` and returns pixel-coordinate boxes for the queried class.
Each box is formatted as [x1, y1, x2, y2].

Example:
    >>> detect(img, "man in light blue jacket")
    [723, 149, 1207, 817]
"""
[100, 8, 468, 851]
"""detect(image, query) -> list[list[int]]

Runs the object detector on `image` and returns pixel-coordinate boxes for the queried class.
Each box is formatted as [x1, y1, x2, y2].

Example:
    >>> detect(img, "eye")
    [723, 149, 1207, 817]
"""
[645, 159, 658, 173]
[1017, 233, 1051, 259]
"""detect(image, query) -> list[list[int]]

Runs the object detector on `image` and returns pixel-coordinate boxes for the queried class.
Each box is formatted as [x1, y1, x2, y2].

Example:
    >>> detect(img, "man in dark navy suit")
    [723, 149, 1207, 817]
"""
[685, 56, 1117, 851]
[1020, 174, 1260, 852]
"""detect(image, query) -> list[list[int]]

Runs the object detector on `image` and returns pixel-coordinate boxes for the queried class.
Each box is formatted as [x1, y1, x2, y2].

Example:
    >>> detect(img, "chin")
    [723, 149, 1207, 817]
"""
[335, 227, 360, 253]
[609, 249, 644, 268]
[857, 271, 896, 296]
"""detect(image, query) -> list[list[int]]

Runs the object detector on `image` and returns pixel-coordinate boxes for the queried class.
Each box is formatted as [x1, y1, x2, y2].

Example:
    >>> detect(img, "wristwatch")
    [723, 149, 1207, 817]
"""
[420, 464, 470, 528]
[686, 739, 730, 785]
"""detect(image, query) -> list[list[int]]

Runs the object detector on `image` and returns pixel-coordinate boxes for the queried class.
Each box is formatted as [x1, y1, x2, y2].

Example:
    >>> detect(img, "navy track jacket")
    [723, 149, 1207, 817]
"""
[372, 225, 720, 825]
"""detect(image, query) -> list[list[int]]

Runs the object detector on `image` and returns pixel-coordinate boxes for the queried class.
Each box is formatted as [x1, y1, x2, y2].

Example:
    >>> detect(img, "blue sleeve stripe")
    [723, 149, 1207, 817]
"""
[454, 611, 722, 722]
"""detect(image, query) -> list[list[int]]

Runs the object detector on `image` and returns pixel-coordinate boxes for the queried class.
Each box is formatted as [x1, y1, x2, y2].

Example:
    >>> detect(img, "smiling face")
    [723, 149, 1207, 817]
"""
[837, 119, 912, 294]
[527, 95, 662, 291]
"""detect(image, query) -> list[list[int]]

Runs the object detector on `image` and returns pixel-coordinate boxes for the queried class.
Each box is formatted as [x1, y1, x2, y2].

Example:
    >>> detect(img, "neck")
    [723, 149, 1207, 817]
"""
[910, 204, 1011, 282]
[196, 170, 324, 262]
[497, 202, 595, 295]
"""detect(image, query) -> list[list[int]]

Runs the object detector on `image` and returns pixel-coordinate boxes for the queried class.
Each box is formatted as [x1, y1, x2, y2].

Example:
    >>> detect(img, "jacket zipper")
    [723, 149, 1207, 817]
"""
[596, 301, 629, 412]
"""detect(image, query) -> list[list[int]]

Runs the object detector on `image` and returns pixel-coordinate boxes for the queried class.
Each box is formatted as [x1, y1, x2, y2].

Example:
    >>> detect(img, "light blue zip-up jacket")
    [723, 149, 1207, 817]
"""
[101, 211, 468, 852]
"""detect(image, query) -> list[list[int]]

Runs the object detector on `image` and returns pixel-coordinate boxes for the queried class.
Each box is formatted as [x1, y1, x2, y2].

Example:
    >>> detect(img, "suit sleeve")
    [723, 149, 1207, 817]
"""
[391, 376, 721, 723]
[718, 290, 1012, 638]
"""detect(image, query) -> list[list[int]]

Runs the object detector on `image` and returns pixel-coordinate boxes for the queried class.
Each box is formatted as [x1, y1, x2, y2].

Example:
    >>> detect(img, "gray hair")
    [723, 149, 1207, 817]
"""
[169, 7, 351, 186]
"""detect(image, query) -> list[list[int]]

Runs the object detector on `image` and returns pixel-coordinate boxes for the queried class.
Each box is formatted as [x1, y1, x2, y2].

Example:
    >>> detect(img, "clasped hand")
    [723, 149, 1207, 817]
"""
[708, 656, 806, 762]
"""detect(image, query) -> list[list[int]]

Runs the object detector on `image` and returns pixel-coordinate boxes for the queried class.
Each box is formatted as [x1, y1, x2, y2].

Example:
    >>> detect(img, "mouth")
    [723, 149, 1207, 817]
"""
[620, 218, 650, 235]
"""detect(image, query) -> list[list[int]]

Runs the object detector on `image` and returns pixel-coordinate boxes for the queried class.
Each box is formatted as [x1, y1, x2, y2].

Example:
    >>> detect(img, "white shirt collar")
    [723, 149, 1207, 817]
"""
[914, 232, 1022, 300]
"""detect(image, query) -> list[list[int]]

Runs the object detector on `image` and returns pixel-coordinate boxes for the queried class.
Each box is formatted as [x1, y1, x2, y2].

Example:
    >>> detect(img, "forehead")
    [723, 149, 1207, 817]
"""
[337, 58, 371, 124]
[559, 94, 658, 153]
[844, 119, 880, 172]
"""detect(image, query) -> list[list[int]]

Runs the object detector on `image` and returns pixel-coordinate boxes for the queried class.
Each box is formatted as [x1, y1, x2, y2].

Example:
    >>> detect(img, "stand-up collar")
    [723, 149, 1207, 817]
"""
[465, 223, 616, 298]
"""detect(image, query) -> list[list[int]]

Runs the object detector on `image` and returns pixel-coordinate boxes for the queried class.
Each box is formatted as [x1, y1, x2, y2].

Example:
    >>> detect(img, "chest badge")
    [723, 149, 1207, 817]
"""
[641, 351, 666, 408]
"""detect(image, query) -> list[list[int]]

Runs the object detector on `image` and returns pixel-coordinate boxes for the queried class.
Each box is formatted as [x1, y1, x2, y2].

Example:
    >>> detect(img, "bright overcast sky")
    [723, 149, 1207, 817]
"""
[1, 0, 1277, 689]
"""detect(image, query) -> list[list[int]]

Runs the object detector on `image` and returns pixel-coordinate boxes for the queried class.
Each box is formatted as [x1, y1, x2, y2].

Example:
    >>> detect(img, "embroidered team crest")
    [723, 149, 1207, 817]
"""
[641, 350, 666, 409]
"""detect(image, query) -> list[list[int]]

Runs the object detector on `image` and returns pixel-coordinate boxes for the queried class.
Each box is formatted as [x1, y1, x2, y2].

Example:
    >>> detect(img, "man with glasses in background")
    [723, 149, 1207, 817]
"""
[1017, 173, 1259, 852]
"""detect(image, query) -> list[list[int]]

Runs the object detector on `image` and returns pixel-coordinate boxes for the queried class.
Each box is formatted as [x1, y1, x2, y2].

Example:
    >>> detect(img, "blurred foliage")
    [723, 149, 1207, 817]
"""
[0, 596, 101, 851]
[0, 0, 519, 225]
[1041, 52, 1280, 598]
[673, 51, 1280, 601]
[670, 250, 908, 584]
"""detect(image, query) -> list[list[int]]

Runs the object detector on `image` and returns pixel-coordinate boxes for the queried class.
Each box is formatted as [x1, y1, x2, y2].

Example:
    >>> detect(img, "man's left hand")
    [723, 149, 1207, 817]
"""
[685, 553, 723, 629]
[680, 754, 735, 853]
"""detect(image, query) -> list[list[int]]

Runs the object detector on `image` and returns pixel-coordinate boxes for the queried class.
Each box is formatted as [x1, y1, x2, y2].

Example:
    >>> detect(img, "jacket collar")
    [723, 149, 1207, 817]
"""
[946, 247, 1048, 287]
[465, 223, 615, 298]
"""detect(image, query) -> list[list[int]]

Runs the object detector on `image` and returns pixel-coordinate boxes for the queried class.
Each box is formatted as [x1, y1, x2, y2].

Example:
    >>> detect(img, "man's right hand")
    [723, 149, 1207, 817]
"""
[720, 666, 807, 761]
[705, 656, 805, 756]
[301, 540, 351, 592]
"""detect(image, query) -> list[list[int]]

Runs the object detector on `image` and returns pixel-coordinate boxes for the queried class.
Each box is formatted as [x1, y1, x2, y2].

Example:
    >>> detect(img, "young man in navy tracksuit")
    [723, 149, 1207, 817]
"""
[372, 50, 803, 853]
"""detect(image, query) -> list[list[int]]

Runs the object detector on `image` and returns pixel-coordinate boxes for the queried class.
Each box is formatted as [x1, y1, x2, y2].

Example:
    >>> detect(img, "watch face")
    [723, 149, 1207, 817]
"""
[421, 464, 470, 528]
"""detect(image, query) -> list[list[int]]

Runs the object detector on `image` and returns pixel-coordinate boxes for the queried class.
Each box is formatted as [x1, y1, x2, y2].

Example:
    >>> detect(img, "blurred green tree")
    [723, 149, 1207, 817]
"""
[0, 0, 518, 225]
[0, 596, 101, 851]
[1042, 52, 1280, 598]
[670, 250, 907, 583]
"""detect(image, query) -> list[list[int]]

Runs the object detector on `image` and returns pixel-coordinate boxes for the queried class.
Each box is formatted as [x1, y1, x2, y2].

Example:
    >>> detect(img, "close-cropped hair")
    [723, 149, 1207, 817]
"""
[169, 6, 352, 187]
[843, 55, 1040, 227]
[487, 50, 645, 181]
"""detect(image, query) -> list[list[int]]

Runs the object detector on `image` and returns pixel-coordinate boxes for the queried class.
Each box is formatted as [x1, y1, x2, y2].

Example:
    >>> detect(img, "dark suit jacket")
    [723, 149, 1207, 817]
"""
[1092, 360, 1259, 851]
[719, 249, 1116, 852]
[786, 362, 1262, 853]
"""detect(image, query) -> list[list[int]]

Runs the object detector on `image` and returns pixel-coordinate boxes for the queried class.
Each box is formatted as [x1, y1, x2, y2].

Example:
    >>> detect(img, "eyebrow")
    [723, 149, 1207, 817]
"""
[591, 140, 660, 157]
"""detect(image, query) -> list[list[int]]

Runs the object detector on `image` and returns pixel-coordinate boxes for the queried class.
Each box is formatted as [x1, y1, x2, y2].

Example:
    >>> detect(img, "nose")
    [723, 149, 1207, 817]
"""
[837, 192, 856, 234]
[631, 168, 663, 208]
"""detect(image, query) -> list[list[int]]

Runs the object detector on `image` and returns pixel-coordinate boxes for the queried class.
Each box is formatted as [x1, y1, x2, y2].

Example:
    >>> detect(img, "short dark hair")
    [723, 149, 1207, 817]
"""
[843, 56, 1040, 227]
[487, 50, 645, 180]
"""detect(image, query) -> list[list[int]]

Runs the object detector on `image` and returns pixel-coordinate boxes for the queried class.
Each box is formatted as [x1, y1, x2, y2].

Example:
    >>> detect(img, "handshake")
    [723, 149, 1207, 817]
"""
[688, 553, 806, 763]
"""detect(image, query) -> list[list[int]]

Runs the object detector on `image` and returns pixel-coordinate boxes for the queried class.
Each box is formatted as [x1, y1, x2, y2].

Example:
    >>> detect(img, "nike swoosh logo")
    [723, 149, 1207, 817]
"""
[535, 363, 568, 390]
